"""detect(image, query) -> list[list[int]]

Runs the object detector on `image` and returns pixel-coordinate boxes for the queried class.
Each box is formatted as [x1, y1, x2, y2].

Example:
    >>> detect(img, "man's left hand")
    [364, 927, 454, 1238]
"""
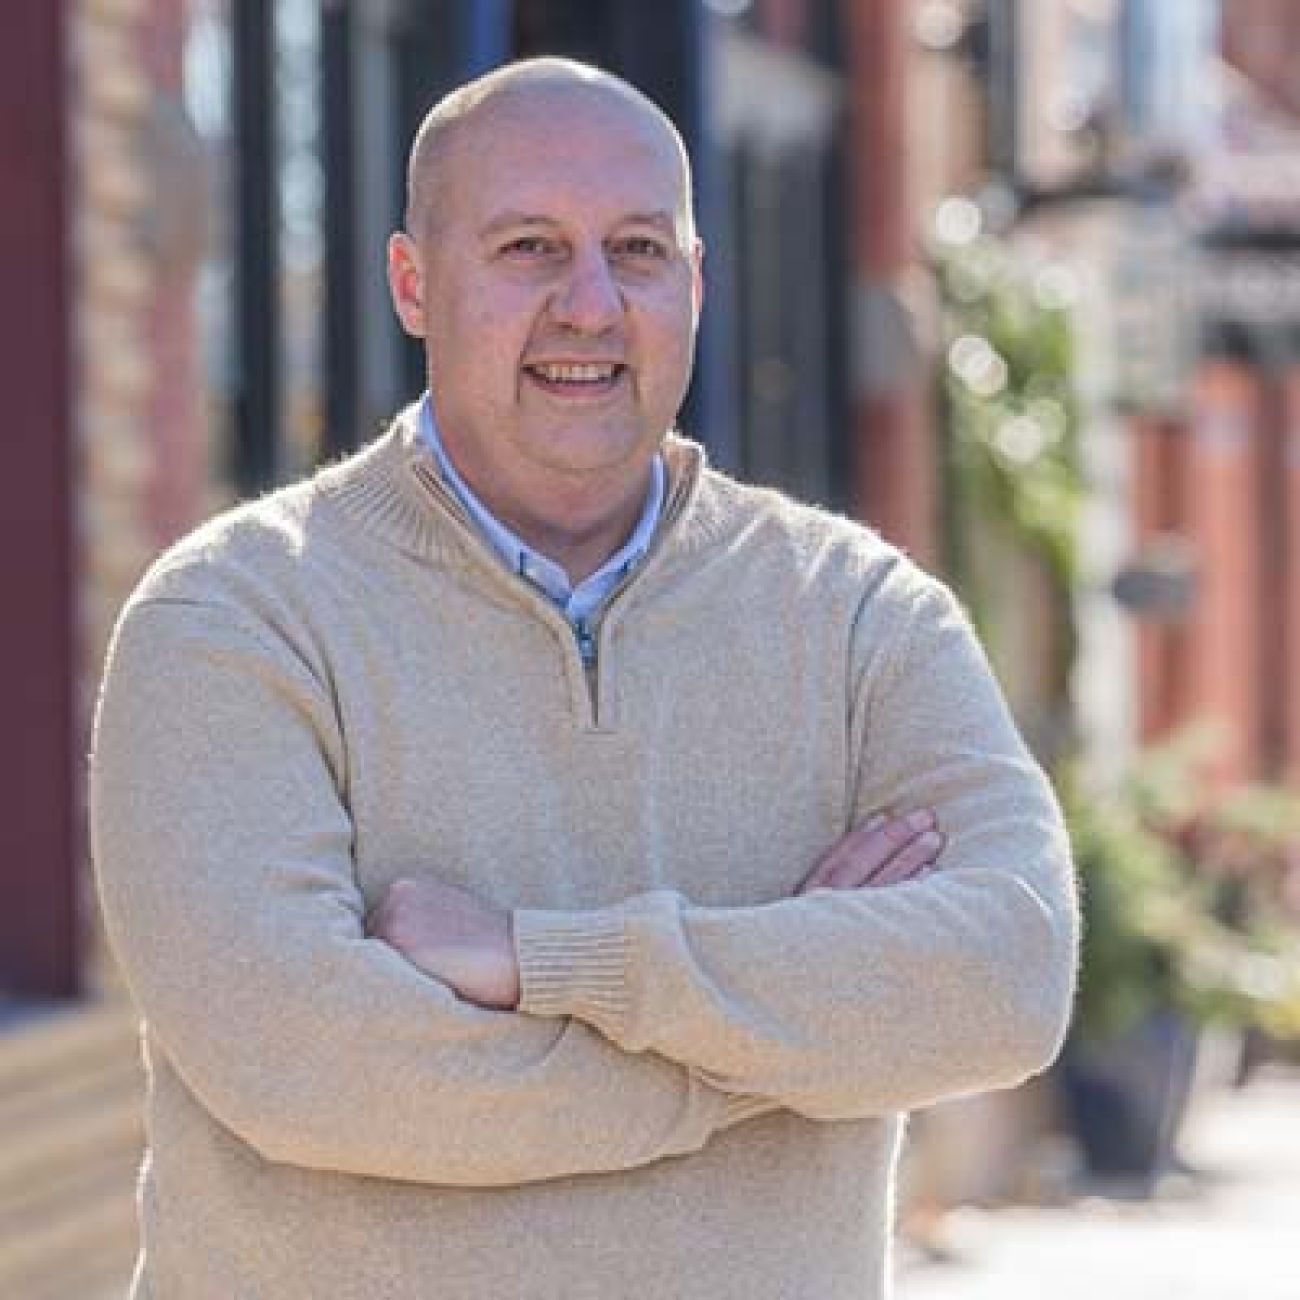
[366, 878, 520, 1011]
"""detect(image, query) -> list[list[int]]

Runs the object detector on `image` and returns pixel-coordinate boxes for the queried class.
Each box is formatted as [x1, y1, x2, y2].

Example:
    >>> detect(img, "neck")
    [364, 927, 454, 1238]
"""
[479, 471, 651, 584]
[420, 398, 662, 585]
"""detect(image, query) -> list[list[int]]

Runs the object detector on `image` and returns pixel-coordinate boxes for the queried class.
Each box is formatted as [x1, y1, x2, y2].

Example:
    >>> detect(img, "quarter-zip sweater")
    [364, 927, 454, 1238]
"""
[416, 390, 666, 649]
[90, 406, 1078, 1300]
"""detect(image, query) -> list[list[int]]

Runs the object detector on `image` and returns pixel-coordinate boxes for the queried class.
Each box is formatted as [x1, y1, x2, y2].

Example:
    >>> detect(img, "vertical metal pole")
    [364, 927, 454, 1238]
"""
[233, 0, 280, 491]
[0, 0, 78, 997]
[322, 0, 359, 456]
[467, 0, 512, 74]
[986, 0, 1019, 180]
[688, 6, 741, 466]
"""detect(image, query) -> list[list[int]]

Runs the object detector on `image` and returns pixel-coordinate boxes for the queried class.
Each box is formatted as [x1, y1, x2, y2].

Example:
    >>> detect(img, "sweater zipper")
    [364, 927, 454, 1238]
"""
[573, 617, 597, 668]
[575, 618, 603, 727]
[549, 472, 697, 726]
[408, 454, 697, 730]
[409, 460, 607, 725]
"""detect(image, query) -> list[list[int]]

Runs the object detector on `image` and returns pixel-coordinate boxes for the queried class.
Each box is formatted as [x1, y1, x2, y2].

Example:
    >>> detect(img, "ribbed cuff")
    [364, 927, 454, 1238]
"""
[512, 909, 632, 1038]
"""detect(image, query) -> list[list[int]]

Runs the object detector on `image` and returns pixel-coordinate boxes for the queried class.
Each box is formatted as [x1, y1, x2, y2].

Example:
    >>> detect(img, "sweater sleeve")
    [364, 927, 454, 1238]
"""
[90, 597, 771, 1189]
[513, 578, 1080, 1120]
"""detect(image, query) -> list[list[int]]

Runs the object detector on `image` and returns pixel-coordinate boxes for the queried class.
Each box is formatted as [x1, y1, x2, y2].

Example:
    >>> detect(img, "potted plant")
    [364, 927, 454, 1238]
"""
[1060, 737, 1300, 1190]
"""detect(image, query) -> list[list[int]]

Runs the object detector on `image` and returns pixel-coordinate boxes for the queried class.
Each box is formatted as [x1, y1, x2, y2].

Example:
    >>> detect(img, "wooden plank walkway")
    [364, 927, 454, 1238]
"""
[0, 1001, 143, 1299]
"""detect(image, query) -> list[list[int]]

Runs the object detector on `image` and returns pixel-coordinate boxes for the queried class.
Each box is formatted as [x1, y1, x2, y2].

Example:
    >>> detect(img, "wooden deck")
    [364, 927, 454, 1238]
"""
[0, 1000, 143, 1299]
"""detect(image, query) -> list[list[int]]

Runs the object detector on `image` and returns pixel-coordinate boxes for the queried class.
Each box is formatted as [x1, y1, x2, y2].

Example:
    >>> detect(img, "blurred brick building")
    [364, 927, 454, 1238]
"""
[1129, 0, 1300, 787]
[959, 0, 1300, 791]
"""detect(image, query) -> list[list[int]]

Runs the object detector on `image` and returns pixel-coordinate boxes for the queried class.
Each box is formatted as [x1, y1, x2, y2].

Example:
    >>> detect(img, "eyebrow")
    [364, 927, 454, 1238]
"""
[478, 209, 680, 239]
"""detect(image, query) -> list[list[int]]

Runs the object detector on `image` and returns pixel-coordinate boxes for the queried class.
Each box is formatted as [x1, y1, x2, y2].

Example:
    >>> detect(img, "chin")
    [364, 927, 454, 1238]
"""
[528, 426, 659, 475]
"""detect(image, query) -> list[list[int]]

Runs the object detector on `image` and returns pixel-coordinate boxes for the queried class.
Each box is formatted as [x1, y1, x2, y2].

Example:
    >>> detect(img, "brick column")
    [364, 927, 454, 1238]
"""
[141, 0, 210, 548]
[843, 0, 936, 564]
[1130, 411, 1192, 745]
[1184, 359, 1265, 784]
[1283, 366, 1300, 788]
[73, 0, 159, 995]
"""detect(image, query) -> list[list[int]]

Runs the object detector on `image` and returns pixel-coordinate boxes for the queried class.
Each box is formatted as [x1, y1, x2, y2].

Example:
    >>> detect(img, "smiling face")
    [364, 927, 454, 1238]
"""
[388, 80, 703, 548]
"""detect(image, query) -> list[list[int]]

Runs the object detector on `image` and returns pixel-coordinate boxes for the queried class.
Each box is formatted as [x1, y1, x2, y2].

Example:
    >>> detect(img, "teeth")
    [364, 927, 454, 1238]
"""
[534, 363, 618, 383]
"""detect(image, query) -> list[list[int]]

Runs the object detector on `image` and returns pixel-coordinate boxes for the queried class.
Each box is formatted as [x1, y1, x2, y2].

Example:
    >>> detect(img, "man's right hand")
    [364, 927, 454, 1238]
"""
[795, 809, 944, 895]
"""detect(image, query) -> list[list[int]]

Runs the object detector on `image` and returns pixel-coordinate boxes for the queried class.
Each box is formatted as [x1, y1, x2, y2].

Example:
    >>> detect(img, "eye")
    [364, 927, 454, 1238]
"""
[614, 236, 669, 260]
[500, 235, 557, 258]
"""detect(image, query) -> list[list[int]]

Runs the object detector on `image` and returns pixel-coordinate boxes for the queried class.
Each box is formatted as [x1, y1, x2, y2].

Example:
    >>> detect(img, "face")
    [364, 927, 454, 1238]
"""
[388, 87, 703, 534]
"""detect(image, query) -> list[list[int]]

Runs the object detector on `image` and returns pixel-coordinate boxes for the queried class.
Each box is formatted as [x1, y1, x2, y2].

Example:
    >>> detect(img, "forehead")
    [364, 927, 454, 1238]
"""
[439, 88, 690, 227]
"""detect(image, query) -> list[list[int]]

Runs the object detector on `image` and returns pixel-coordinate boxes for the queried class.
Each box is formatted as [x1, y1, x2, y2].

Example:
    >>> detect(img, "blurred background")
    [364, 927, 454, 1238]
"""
[3, 0, 1299, 1296]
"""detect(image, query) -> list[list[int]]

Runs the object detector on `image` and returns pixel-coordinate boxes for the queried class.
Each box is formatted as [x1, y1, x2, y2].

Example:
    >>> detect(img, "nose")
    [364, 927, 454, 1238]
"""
[549, 247, 624, 335]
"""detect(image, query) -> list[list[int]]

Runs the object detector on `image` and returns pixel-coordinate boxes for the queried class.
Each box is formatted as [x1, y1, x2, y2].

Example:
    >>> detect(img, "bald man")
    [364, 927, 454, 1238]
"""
[91, 59, 1078, 1300]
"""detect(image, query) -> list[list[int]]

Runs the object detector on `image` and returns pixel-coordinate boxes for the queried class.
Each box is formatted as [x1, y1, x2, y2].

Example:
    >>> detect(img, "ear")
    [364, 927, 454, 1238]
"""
[690, 236, 705, 324]
[387, 231, 426, 338]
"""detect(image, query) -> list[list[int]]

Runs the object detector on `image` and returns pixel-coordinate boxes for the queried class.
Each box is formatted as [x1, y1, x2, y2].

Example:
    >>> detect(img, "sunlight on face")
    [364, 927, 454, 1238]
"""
[393, 83, 703, 539]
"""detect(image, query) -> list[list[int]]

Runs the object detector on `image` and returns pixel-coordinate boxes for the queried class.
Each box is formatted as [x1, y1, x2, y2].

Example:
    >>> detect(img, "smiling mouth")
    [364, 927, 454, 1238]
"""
[523, 362, 628, 395]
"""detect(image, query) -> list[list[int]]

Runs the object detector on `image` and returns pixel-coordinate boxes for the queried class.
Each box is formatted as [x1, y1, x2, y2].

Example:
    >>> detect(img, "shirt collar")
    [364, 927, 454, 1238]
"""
[416, 392, 665, 620]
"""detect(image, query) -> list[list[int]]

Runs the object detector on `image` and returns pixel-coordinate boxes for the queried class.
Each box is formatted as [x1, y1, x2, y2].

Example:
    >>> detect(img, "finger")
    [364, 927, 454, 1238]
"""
[864, 831, 945, 886]
[802, 810, 930, 892]
[796, 815, 888, 893]
[797, 808, 941, 893]
[818, 810, 937, 891]
[824, 811, 923, 878]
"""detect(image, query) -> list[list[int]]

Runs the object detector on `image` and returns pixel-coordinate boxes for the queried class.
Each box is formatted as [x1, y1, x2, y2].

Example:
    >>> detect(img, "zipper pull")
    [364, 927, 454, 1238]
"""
[574, 617, 597, 667]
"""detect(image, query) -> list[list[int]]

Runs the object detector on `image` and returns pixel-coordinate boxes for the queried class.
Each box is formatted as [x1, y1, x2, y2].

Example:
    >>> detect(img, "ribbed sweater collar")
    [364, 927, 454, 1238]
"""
[315, 405, 730, 590]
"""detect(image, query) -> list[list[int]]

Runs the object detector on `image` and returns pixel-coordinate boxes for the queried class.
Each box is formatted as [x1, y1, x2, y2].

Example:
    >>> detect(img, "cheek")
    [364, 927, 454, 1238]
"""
[465, 294, 548, 361]
[642, 299, 699, 374]
[632, 275, 696, 331]
[433, 302, 533, 380]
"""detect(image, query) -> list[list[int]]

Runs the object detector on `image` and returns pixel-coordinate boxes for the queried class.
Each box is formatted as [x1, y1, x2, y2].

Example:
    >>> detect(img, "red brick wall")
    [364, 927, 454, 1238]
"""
[1185, 360, 1266, 784]
[140, 0, 209, 549]
[76, 0, 205, 996]
[1130, 359, 1285, 786]
[1283, 368, 1300, 786]
[1131, 413, 1191, 745]
[844, 0, 937, 564]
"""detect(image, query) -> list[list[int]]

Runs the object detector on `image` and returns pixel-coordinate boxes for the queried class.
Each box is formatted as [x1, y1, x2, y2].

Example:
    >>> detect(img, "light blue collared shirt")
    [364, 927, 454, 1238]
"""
[417, 394, 665, 653]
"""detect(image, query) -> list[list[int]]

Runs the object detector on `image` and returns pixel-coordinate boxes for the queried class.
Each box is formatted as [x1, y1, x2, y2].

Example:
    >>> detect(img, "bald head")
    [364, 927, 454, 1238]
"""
[404, 58, 695, 241]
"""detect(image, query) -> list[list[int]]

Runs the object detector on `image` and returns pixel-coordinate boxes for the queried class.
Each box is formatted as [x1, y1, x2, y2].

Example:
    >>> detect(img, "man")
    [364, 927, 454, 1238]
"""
[91, 58, 1077, 1300]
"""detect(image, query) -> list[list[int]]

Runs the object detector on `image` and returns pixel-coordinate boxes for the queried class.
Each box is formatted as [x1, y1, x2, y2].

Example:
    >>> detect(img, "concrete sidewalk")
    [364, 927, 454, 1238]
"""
[896, 1066, 1297, 1299]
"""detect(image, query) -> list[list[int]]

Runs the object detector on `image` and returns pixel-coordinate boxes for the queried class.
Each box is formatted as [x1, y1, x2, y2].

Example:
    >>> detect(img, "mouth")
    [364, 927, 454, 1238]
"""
[523, 361, 628, 398]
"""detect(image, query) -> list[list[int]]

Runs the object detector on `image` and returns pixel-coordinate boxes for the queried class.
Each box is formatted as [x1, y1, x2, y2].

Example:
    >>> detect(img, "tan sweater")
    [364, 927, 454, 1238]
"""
[90, 408, 1078, 1299]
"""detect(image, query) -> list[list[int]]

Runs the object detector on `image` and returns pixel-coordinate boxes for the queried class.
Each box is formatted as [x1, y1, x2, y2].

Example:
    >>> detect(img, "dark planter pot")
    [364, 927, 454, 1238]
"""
[1057, 1008, 1199, 1190]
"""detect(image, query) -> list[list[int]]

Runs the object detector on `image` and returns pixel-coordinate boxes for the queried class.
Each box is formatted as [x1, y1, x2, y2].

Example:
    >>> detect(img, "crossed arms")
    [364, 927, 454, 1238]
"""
[365, 808, 947, 1012]
[90, 583, 1077, 1190]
